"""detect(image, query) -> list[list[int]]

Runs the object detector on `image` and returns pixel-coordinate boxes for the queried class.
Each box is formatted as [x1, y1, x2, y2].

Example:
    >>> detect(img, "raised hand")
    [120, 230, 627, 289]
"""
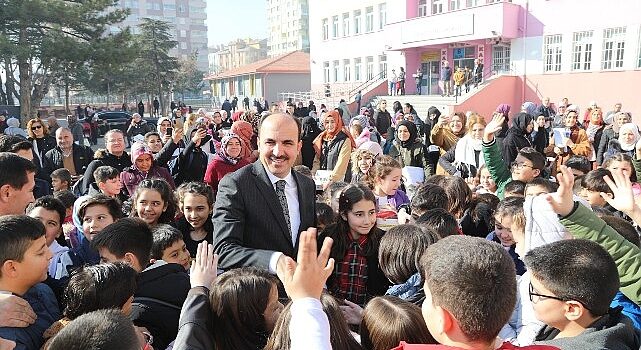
[545, 165, 575, 217]
[277, 228, 334, 300]
[601, 168, 639, 216]
[172, 127, 184, 144]
[189, 241, 218, 289]
[483, 114, 505, 142]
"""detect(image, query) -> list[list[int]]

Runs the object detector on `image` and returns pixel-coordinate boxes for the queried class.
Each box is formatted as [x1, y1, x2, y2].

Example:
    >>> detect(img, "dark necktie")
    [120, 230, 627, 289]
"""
[275, 180, 291, 233]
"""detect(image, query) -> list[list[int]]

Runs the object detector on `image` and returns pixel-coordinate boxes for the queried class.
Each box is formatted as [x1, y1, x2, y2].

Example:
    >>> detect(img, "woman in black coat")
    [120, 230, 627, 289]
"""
[501, 112, 535, 167]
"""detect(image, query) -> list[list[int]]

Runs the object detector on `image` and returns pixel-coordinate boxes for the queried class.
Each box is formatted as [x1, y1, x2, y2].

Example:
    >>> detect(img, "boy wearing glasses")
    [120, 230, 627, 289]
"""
[525, 239, 640, 349]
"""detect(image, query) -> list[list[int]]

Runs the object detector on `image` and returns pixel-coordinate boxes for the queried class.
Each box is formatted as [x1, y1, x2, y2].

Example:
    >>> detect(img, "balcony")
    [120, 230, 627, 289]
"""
[386, 2, 521, 50]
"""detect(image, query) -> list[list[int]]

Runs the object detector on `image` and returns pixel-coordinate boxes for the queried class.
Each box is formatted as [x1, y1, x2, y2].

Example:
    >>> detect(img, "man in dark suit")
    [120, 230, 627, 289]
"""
[213, 113, 316, 275]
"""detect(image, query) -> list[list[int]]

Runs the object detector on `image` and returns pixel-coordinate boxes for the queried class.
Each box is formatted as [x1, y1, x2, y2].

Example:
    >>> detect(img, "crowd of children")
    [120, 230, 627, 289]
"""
[0, 97, 640, 350]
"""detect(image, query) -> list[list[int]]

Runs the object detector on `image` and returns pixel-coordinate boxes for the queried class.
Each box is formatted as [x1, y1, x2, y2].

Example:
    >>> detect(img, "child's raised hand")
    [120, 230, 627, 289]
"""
[189, 241, 218, 289]
[545, 165, 575, 217]
[277, 227, 334, 300]
[601, 168, 639, 216]
[483, 114, 505, 142]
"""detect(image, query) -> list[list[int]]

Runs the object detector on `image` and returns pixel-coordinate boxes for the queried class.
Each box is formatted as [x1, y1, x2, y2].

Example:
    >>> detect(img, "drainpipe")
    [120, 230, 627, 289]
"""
[521, 0, 528, 103]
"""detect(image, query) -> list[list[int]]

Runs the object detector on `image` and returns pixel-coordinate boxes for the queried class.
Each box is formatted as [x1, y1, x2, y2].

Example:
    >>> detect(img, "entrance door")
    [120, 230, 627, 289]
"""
[423, 61, 440, 95]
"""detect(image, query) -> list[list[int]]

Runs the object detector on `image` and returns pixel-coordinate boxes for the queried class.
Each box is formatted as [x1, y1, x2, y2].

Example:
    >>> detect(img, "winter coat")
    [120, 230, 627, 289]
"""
[374, 109, 392, 136]
[120, 164, 175, 196]
[127, 120, 154, 139]
[203, 155, 250, 198]
[388, 140, 431, 181]
[29, 135, 56, 167]
[81, 151, 132, 194]
[597, 126, 619, 165]
[502, 113, 534, 167]
[319, 131, 353, 183]
[44, 144, 94, 176]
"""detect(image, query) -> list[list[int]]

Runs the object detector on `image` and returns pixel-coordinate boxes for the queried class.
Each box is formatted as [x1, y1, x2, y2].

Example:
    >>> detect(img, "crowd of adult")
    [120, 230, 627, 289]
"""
[0, 95, 639, 350]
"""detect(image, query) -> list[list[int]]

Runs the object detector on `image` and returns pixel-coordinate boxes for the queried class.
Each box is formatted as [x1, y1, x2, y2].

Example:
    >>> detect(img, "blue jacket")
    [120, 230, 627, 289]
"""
[612, 291, 641, 330]
[0, 283, 60, 350]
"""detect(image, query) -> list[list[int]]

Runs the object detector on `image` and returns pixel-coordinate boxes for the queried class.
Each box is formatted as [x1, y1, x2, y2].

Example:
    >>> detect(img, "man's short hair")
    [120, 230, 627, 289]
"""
[494, 196, 526, 231]
[0, 152, 37, 189]
[524, 239, 619, 316]
[415, 208, 458, 239]
[51, 168, 72, 185]
[48, 309, 140, 350]
[421, 236, 516, 342]
[258, 113, 302, 140]
[518, 147, 546, 171]
[410, 183, 449, 217]
[52, 190, 77, 209]
[91, 218, 153, 266]
[150, 224, 184, 260]
[0, 215, 45, 276]
[104, 129, 125, 139]
[581, 168, 614, 195]
[504, 180, 526, 197]
[379, 224, 436, 284]
[93, 166, 120, 184]
[565, 155, 591, 175]
[0, 135, 32, 153]
[26, 196, 66, 226]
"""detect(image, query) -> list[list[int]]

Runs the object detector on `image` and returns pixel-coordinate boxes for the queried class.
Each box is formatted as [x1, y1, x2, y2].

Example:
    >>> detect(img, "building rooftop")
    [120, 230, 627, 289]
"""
[204, 51, 310, 80]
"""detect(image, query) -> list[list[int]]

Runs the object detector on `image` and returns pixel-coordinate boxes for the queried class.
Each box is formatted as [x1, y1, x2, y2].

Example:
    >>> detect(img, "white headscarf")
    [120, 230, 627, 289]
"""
[618, 123, 640, 151]
[454, 134, 484, 169]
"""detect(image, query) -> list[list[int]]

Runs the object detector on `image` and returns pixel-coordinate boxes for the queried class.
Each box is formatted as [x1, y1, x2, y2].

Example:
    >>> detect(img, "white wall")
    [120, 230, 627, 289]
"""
[308, 0, 405, 91]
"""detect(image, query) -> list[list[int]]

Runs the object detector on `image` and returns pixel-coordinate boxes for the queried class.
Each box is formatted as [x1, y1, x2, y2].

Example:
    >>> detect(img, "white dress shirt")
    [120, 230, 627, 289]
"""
[266, 169, 301, 273]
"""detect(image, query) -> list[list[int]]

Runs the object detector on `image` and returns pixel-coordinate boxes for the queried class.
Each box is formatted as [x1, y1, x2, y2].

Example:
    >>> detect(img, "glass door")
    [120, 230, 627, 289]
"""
[424, 61, 441, 95]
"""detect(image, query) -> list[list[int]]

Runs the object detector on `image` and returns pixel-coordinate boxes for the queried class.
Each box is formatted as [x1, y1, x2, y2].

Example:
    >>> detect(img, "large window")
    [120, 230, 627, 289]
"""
[450, 0, 461, 11]
[355, 58, 362, 81]
[492, 45, 511, 73]
[379, 54, 387, 78]
[333, 60, 339, 82]
[432, 0, 444, 14]
[571, 31, 593, 71]
[418, 0, 428, 17]
[543, 34, 563, 72]
[378, 3, 386, 30]
[365, 7, 374, 32]
[342, 13, 350, 37]
[323, 61, 330, 83]
[332, 16, 339, 38]
[602, 27, 626, 70]
[366, 56, 374, 80]
[465, 0, 480, 7]
[322, 18, 328, 40]
[354, 10, 362, 34]
[343, 59, 352, 81]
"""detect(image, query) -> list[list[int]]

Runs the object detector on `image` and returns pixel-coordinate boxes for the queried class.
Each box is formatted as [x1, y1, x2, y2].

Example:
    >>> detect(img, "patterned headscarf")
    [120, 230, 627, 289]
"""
[217, 133, 244, 165]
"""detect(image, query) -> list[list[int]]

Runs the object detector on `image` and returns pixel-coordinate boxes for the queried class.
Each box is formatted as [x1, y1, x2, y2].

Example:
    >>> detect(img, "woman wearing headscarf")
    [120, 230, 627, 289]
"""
[388, 119, 430, 180]
[313, 110, 355, 183]
[438, 114, 486, 179]
[300, 116, 321, 169]
[204, 133, 250, 197]
[604, 122, 640, 160]
[545, 109, 590, 173]
[501, 112, 536, 167]
[230, 120, 258, 163]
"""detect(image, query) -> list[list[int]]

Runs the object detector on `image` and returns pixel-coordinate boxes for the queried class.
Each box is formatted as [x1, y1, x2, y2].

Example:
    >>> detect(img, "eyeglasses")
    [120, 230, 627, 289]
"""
[31, 125, 42, 130]
[141, 331, 153, 350]
[511, 162, 534, 170]
[528, 282, 565, 304]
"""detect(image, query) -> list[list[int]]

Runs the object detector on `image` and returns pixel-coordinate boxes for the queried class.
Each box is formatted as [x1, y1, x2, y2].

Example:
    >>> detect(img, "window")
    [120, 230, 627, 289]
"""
[332, 16, 339, 38]
[322, 18, 328, 40]
[333, 60, 339, 82]
[465, 0, 480, 7]
[418, 0, 428, 17]
[323, 62, 330, 83]
[366, 56, 374, 80]
[343, 59, 351, 81]
[354, 10, 362, 34]
[492, 45, 511, 73]
[450, 0, 461, 11]
[365, 7, 374, 32]
[342, 13, 350, 37]
[180, 30, 187, 37]
[378, 3, 386, 30]
[354, 58, 362, 81]
[602, 27, 626, 70]
[379, 54, 387, 78]
[571, 31, 593, 71]
[543, 34, 563, 72]
[180, 42, 187, 50]
[432, 0, 444, 14]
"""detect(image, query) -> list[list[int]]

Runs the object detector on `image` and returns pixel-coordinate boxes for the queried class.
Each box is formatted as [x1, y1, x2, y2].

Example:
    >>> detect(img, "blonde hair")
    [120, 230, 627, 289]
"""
[183, 113, 198, 131]
[466, 114, 486, 134]
[351, 149, 375, 175]
[26, 118, 49, 138]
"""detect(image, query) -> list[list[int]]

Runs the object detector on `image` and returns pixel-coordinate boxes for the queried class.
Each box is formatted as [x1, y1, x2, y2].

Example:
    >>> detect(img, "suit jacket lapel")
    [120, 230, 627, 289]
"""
[251, 161, 294, 248]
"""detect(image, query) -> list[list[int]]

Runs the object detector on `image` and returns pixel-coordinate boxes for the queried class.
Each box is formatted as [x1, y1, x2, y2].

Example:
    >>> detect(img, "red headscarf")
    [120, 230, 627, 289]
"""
[230, 121, 254, 159]
[312, 110, 356, 155]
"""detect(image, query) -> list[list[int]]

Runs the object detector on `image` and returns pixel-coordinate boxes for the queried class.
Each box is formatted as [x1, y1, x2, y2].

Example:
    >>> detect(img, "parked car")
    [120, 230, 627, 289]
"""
[94, 111, 132, 136]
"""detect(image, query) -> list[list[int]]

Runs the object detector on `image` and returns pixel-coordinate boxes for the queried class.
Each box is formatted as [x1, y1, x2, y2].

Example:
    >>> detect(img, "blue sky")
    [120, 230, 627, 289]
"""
[206, 0, 268, 46]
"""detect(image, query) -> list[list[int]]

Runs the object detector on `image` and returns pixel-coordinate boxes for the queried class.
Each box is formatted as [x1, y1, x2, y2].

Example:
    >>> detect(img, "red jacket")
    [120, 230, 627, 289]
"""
[392, 342, 559, 350]
[203, 155, 249, 197]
